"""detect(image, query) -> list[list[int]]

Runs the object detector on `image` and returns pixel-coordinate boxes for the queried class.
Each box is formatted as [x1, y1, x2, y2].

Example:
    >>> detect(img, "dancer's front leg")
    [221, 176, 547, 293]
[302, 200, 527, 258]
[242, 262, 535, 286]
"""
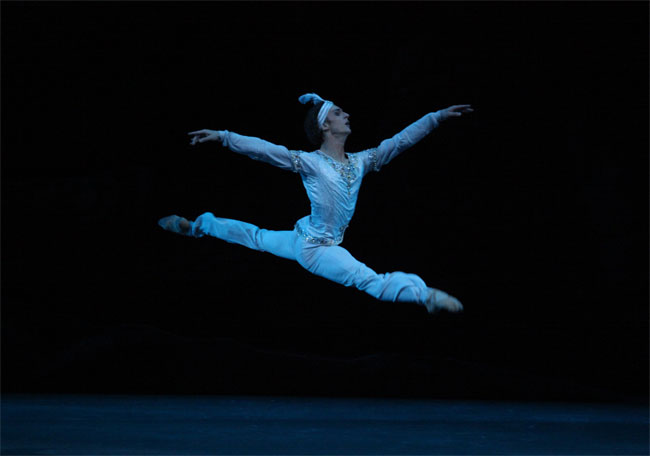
[296, 243, 463, 313]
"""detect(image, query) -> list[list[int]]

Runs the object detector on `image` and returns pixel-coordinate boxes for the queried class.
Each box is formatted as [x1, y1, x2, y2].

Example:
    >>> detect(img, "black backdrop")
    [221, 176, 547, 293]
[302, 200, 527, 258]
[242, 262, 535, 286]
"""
[2, 1, 648, 401]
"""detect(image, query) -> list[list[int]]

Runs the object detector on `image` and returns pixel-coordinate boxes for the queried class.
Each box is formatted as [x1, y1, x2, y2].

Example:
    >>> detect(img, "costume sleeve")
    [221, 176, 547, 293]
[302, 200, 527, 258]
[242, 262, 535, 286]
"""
[221, 130, 310, 174]
[362, 111, 443, 175]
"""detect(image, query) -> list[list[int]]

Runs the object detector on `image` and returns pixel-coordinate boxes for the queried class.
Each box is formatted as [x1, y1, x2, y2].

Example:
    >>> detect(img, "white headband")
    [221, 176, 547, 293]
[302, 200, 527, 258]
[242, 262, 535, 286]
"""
[298, 93, 333, 128]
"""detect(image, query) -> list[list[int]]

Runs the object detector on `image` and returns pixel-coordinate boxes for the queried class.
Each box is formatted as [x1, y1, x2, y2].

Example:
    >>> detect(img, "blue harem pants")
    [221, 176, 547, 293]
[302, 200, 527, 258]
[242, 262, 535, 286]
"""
[190, 212, 430, 305]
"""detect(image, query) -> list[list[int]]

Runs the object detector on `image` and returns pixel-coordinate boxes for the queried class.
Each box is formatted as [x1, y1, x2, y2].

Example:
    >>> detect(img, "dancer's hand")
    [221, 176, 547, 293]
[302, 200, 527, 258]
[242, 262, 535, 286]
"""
[438, 105, 474, 121]
[188, 129, 224, 146]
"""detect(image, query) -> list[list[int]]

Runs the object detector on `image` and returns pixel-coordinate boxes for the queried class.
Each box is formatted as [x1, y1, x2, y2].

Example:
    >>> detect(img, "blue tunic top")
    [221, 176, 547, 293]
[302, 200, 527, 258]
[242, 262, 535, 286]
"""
[221, 111, 442, 245]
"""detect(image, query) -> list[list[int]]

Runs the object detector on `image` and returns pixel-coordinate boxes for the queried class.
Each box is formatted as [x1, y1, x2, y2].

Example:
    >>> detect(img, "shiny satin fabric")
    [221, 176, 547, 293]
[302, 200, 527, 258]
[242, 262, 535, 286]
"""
[221, 111, 441, 246]
[198, 111, 443, 305]
[190, 213, 429, 305]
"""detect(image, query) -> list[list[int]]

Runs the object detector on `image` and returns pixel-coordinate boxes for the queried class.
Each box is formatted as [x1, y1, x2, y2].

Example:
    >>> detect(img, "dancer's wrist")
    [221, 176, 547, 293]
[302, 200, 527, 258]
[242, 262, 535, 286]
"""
[210, 130, 224, 144]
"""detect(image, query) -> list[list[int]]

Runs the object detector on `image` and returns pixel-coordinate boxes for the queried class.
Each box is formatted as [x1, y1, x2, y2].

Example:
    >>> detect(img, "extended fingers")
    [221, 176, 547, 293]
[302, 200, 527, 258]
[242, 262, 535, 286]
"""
[189, 130, 207, 145]
[450, 104, 474, 113]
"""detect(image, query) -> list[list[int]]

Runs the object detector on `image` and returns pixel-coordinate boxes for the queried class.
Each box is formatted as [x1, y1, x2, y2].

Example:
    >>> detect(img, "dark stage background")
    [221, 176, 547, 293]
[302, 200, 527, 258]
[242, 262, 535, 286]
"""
[2, 2, 648, 402]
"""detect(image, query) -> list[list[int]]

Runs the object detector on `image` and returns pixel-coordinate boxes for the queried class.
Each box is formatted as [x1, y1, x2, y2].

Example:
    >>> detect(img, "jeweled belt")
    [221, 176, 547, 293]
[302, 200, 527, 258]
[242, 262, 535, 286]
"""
[294, 223, 348, 246]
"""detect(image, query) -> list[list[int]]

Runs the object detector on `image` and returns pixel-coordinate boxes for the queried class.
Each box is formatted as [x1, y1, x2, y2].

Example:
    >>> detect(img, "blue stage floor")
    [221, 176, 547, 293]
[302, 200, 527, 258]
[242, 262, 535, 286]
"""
[2, 394, 648, 455]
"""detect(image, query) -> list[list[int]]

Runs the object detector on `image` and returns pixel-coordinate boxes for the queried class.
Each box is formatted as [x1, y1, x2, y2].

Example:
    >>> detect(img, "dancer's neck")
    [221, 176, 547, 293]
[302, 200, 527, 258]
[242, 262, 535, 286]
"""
[319, 136, 347, 163]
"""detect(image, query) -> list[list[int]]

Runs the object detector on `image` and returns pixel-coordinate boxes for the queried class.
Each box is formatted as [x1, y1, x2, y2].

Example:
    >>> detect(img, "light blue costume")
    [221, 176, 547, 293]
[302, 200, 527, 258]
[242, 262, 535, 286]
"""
[189, 111, 443, 307]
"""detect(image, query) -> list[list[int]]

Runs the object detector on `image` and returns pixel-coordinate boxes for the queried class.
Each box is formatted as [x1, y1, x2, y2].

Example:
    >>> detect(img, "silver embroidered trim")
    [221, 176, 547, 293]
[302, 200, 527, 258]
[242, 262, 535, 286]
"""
[368, 148, 380, 172]
[289, 150, 302, 173]
[294, 223, 348, 246]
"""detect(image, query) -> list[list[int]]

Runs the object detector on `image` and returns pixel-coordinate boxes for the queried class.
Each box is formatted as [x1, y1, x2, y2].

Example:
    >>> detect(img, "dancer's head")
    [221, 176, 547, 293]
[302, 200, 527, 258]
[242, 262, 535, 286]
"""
[300, 93, 351, 147]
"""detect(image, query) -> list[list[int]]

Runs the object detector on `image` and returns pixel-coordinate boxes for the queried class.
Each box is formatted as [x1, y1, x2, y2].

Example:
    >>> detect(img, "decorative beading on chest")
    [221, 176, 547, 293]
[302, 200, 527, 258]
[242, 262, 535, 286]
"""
[317, 151, 359, 195]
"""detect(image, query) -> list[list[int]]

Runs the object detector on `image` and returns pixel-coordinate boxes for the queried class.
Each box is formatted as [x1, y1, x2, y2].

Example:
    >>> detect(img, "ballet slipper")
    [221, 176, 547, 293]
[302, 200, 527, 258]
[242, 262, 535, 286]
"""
[158, 215, 192, 236]
[425, 287, 464, 314]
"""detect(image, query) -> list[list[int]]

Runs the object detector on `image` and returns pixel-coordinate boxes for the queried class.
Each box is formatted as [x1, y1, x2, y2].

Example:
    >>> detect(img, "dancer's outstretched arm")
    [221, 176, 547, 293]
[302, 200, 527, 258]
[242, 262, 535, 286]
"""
[188, 129, 308, 174]
[365, 105, 473, 173]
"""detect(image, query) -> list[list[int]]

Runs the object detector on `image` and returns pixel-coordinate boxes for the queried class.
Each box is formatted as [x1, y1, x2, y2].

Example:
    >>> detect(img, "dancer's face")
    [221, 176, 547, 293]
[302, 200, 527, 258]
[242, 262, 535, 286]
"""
[323, 105, 351, 135]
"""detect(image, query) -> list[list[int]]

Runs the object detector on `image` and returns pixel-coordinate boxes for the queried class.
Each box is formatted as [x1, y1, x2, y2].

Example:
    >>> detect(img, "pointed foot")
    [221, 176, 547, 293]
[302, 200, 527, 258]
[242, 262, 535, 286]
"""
[425, 288, 464, 314]
[158, 215, 192, 236]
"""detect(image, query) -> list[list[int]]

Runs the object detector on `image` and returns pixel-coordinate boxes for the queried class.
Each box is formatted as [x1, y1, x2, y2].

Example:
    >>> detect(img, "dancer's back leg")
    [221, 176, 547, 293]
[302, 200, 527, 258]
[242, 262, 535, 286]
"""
[159, 212, 296, 261]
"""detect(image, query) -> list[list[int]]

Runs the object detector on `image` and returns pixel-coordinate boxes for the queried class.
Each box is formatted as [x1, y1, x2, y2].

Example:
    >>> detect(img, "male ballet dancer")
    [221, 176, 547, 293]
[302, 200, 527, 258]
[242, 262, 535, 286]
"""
[159, 93, 473, 313]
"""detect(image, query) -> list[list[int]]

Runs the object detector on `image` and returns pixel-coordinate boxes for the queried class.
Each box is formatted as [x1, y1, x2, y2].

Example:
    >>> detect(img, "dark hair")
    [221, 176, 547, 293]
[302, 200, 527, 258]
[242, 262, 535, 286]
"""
[304, 101, 324, 147]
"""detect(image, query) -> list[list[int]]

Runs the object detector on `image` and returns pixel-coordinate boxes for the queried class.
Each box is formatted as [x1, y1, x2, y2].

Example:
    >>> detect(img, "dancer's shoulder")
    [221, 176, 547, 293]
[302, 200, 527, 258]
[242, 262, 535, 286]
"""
[347, 149, 380, 174]
[287, 149, 321, 175]
[347, 148, 377, 159]
[297, 150, 323, 160]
